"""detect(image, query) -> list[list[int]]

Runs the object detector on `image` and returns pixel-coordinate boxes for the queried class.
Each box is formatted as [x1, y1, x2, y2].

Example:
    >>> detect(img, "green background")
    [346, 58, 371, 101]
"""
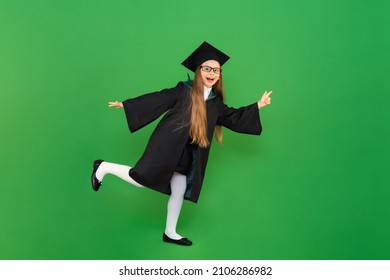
[1, 0, 389, 260]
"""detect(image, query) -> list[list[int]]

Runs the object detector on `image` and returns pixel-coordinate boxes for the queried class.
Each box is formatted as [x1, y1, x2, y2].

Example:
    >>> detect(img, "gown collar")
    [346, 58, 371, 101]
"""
[183, 79, 217, 101]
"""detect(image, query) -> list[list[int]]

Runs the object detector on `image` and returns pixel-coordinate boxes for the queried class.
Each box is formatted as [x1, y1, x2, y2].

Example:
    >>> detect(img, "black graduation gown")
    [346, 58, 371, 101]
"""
[122, 81, 262, 203]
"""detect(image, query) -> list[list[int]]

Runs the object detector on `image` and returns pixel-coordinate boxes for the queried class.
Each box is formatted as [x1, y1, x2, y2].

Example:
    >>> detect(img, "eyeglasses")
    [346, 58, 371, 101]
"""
[200, 66, 222, 74]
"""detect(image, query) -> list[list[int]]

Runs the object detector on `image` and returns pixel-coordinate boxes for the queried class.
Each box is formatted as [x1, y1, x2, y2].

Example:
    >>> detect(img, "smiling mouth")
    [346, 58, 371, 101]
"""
[206, 77, 215, 82]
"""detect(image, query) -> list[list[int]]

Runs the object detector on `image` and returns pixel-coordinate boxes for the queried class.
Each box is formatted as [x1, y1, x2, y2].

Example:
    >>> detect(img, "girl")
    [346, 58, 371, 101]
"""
[91, 41, 272, 246]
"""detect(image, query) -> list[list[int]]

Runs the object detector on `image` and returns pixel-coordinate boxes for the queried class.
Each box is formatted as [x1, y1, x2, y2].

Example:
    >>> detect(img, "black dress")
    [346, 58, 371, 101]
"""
[122, 81, 262, 203]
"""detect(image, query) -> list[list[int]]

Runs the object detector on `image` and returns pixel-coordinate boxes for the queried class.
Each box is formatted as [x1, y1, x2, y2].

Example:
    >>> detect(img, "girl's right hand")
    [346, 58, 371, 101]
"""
[108, 101, 123, 108]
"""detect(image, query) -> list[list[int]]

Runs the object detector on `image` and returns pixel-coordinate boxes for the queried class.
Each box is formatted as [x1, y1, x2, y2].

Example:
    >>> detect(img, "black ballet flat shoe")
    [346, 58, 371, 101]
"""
[91, 160, 104, 191]
[163, 233, 192, 246]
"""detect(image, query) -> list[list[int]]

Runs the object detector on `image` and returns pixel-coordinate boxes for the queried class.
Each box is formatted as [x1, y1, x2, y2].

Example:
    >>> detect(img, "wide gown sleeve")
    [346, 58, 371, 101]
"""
[216, 100, 262, 135]
[122, 82, 183, 133]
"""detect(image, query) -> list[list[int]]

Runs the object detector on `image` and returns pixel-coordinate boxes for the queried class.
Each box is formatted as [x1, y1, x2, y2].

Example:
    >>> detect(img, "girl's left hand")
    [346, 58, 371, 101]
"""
[258, 91, 272, 108]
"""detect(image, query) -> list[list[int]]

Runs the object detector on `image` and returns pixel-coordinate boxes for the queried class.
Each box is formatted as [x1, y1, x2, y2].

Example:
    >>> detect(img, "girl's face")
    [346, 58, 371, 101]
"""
[200, 60, 221, 88]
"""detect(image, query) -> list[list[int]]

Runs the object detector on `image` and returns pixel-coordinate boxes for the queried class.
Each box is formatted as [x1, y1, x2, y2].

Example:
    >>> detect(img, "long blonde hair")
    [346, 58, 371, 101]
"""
[189, 67, 224, 148]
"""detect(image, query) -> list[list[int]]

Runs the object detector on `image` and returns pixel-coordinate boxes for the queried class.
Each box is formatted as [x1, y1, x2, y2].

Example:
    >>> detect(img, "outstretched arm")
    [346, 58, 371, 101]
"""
[118, 82, 184, 133]
[257, 91, 272, 109]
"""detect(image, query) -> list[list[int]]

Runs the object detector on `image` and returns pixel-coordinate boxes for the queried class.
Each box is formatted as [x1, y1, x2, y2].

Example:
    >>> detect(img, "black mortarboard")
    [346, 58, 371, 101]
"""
[181, 41, 230, 72]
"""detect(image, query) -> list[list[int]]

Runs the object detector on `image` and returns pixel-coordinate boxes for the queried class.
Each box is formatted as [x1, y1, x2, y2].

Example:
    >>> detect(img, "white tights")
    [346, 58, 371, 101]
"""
[164, 172, 186, 239]
[95, 161, 187, 240]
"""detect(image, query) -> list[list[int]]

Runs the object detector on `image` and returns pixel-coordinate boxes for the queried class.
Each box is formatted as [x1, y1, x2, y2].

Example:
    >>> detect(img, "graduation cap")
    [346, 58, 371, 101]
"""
[181, 41, 230, 72]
